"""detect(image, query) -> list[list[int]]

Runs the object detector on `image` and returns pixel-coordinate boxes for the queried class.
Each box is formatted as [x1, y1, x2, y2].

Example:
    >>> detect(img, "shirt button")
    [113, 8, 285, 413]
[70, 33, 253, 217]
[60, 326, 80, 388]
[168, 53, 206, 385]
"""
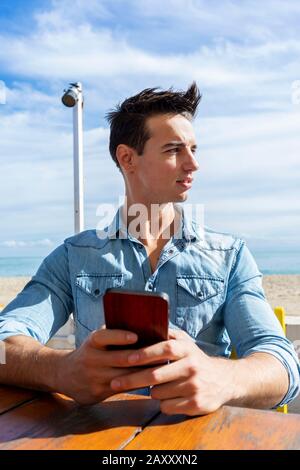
[94, 288, 100, 296]
[168, 249, 174, 254]
[148, 283, 153, 290]
[138, 245, 143, 250]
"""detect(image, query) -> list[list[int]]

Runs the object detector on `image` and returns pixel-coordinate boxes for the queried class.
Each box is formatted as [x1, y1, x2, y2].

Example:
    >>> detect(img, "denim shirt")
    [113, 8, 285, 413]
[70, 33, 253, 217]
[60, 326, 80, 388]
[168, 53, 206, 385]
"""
[0, 204, 299, 406]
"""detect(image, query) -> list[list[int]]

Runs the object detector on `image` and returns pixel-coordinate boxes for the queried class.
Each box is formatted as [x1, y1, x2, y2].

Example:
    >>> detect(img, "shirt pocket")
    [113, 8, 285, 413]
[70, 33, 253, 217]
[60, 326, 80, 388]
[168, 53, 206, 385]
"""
[176, 275, 224, 338]
[75, 274, 124, 332]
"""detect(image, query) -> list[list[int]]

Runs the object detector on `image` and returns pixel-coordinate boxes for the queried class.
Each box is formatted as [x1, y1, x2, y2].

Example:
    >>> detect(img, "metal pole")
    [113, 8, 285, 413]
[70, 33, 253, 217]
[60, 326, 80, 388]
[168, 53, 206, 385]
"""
[72, 83, 84, 233]
[61, 82, 85, 234]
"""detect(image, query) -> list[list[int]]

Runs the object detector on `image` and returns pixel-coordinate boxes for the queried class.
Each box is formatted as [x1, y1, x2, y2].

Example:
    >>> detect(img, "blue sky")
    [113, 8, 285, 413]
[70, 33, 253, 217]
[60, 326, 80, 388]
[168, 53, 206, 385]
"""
[0, 0, 300, 257]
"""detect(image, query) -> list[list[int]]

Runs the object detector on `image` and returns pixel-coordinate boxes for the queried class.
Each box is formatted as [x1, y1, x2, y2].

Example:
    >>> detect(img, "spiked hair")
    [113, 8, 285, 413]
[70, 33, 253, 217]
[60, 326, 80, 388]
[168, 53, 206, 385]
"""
[106, 82, 201, 168]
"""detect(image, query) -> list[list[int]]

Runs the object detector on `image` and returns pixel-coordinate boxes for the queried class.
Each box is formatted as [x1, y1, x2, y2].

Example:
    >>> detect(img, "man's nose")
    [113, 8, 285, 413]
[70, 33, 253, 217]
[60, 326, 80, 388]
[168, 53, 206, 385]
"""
[182, 148, 199, 172]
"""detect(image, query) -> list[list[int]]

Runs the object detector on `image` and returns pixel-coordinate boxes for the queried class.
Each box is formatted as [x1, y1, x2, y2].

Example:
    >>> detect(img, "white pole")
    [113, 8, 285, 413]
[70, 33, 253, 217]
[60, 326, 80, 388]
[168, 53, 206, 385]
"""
[72, 82, 84, 234]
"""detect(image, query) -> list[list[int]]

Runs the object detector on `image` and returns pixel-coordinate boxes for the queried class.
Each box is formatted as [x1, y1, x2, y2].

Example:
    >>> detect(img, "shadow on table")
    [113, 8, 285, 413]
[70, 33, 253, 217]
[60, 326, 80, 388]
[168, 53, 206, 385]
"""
[0, 392, 190, 448]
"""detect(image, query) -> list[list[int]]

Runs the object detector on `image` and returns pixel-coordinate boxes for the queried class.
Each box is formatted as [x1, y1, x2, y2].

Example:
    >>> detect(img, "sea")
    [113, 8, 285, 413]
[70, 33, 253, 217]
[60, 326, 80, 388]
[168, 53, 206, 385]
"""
[0, 249, 299, 276]
[0, 257, 44, 277]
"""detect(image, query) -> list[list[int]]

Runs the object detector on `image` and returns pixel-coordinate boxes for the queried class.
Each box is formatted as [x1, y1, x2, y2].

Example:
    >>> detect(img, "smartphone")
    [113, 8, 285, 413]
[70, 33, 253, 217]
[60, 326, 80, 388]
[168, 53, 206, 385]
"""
[103, 288, 169, 350]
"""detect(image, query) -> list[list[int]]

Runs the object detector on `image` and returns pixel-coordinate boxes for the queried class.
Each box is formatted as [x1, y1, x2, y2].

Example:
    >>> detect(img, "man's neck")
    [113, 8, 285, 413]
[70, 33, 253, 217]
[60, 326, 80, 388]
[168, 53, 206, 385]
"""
[122, 200, 180, 247]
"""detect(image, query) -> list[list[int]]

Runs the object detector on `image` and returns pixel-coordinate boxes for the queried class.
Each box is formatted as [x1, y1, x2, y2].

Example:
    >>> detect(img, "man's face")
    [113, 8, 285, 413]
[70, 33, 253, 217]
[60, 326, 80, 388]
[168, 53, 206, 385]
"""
[132, 113, 199, 204]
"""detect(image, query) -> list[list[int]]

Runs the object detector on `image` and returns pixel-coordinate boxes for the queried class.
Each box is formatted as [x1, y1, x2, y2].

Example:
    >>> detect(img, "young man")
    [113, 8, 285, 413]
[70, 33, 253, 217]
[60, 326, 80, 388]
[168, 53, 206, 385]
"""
[0, 83, 299, 416]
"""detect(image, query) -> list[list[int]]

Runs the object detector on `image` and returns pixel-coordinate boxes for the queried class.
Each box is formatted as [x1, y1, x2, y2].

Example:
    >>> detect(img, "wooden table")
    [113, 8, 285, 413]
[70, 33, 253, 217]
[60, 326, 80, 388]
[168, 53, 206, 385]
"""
[0, 385, 300, 450]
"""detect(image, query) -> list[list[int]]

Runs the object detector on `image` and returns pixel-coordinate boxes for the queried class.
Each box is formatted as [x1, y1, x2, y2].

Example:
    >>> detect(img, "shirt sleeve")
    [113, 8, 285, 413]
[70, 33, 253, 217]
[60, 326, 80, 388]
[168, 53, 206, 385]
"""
[0, 243, 74, 345]
[223, 240, 300, 407]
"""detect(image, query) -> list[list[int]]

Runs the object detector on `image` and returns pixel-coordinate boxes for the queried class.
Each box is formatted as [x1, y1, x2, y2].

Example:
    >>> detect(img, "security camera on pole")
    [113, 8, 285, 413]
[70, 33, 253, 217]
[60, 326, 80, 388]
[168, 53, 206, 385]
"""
[61, 82, 84, 234]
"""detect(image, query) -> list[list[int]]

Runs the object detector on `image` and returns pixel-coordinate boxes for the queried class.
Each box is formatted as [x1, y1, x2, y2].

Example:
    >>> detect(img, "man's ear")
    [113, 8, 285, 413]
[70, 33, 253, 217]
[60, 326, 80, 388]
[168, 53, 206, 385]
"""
[116, 144, 136, 173]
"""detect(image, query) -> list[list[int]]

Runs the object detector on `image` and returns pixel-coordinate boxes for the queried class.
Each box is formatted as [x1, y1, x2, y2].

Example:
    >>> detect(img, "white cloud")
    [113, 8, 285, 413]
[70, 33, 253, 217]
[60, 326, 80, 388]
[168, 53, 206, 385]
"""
[0, 80, 6, 104]
[4, 82, 57, 110]
[0, 99, 114, 241]
[1, 239, 54, 248]
[0, 26, 264, 85]
[131, 0, 300, 42]
[34, 0, 113, 29]
[0, 0, 300, 252]
[1, 7, 299, 89]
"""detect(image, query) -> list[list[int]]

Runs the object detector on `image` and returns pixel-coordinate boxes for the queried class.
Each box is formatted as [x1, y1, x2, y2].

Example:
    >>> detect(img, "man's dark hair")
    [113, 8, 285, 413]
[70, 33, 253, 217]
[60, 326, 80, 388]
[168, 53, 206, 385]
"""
[106, 82, 201, 169]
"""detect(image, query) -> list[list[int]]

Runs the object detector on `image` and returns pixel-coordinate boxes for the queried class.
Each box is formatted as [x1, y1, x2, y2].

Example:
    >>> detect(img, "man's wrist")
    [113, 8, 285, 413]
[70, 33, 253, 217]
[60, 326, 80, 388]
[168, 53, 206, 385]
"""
[38, 346, 72, 393]
[213, 356, 244, 405]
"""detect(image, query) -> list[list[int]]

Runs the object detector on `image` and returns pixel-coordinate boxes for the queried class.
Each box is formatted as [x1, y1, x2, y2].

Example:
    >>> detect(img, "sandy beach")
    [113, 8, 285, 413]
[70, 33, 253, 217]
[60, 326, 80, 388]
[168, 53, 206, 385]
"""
[0, 275, 299, 316]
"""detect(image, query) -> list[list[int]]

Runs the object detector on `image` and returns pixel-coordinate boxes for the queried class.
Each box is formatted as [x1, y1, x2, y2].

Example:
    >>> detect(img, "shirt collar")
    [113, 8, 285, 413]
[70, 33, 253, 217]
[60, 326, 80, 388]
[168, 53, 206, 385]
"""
[106, 206, 128, 239]
[174, 203, 202, 242]
[106, 203, 202, 242]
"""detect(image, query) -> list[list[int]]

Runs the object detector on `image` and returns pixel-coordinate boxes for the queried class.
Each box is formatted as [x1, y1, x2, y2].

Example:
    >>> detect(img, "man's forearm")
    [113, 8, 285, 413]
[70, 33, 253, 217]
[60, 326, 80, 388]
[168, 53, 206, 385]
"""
[226, 352, 289, 409]
[0, 335, 70, 392]
[0, 337, 290, 410]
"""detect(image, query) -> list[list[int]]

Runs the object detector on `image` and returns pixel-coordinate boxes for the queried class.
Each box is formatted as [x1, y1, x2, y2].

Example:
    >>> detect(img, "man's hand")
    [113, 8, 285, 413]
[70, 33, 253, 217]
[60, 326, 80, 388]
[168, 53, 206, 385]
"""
[56, 328, 143, 405]
[110, 329, 235, 416]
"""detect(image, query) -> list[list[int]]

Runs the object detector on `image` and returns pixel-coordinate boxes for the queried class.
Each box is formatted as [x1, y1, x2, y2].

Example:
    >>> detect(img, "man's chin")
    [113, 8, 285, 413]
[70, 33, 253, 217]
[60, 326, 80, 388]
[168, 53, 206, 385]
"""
[174, 192, 188, 202]
[150, 193, 188, 204]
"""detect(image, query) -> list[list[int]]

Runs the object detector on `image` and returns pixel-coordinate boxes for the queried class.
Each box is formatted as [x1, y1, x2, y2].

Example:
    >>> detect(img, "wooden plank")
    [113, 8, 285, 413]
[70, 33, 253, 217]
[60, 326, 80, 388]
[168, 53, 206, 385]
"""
[0, 393, 160, 450]
[125, 405, 300, 450]
[0, 385, 37, 415]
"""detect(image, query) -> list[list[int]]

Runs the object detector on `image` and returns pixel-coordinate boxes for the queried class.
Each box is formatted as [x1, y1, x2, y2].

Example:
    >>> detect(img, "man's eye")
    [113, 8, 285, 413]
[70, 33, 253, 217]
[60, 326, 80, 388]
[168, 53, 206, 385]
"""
[167, 148, 179, 153]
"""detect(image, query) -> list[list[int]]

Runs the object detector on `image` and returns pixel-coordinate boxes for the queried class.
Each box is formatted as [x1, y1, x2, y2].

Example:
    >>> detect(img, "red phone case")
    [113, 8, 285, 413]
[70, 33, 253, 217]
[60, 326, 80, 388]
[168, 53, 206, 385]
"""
[103, 288, 169, 350]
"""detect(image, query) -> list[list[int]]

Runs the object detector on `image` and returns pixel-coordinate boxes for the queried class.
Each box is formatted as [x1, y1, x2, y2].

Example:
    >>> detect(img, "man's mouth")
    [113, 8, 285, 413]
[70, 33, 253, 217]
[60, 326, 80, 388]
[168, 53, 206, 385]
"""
[176, 177, 193, 189]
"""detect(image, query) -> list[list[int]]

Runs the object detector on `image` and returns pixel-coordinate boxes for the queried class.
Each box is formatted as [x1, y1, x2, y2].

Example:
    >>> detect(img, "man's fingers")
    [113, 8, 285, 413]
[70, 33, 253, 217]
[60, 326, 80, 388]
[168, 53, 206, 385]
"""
[98, 365, 143, 383]
[150, 379, 191, 400]
[88, 328, 138, 349]
[86, 347, 148, 369]
[110, 358, 190, 392]
[87, 329, 192, 368]
[159, 397, 193, 416]
[168, 328, 191, 341]
[124, 339, 188, 367]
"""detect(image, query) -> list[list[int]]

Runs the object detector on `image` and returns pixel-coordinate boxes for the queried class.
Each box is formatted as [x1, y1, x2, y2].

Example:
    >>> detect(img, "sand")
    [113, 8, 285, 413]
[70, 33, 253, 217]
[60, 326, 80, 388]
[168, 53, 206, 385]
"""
[0, 275, 300, 316]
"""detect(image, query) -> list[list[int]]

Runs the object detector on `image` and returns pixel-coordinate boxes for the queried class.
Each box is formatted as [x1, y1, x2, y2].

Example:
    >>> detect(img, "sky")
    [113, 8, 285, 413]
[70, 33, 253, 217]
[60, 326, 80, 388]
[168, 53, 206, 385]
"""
[0, 0, 300, 258]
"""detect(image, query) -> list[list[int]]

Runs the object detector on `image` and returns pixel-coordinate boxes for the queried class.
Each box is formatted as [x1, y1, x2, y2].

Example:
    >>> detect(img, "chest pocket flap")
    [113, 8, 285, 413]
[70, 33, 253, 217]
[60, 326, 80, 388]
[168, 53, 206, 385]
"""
[75, 274, 124, 332]
[76, 274, 124, 299]
[177, 275, 224, 303]
[176, 275, 225, 338]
